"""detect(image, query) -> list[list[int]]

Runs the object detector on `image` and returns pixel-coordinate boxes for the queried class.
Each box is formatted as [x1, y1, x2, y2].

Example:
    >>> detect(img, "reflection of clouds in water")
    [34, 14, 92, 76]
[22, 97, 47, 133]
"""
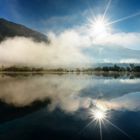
[0, 75, 91, 112]
[0, 75, 140, 113]
[119, 79, 140, 84]
[98, 92, 140, 111]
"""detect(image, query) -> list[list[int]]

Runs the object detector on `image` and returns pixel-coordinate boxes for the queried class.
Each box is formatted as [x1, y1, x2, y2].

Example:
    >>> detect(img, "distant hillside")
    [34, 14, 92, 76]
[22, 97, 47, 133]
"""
[83, 45, 140, 63]
[0, 18, 48, 42]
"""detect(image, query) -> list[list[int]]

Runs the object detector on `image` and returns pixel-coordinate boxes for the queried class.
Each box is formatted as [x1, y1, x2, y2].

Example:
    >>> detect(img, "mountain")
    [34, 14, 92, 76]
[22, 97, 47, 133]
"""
[0, 18, 48, 42]
[83, 45, 140, 63]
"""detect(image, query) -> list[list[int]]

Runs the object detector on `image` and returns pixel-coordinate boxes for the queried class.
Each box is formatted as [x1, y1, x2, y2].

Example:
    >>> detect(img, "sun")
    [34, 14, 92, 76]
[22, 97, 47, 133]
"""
[88, 16, 111, 36]
[93, 18, 107, 34]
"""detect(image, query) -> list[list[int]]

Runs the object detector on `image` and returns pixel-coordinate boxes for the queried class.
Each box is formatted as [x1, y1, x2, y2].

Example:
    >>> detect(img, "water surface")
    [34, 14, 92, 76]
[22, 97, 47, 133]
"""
[0, 73, 140, 140]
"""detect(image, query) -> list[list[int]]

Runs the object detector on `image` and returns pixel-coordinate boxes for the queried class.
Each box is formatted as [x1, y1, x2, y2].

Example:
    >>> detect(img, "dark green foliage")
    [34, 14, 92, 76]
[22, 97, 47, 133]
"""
[133, 66, 140, 72]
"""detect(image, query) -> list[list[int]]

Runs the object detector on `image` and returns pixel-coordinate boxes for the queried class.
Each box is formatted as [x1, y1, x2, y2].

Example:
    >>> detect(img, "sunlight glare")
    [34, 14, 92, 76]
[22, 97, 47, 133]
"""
[90, 108, 107, 122]
[94, 110, 105, 120]
[88, 16, 110, 36]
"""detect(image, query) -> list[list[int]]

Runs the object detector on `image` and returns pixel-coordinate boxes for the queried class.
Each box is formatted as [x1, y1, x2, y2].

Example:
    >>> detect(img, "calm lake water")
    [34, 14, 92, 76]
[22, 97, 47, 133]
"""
[0, 73, 140, 140]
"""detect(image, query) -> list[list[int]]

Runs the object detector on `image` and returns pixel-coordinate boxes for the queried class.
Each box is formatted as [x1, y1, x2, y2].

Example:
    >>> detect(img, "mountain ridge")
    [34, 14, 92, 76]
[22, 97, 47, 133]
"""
[0, 18, 48, 42]
[83, 45, 140, 63]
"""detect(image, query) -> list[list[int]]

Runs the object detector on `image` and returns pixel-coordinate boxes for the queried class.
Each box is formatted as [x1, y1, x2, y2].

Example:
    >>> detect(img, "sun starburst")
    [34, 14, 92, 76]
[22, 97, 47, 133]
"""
[88, 16, 110, 36]
[87, 0, 140, 37]
[90, 108, 107, 122]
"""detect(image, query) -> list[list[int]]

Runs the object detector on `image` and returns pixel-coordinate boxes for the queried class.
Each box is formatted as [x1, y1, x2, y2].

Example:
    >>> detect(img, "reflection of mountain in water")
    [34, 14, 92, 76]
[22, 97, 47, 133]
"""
[80, 78, 140, 99]
[0, 100, 50, 124]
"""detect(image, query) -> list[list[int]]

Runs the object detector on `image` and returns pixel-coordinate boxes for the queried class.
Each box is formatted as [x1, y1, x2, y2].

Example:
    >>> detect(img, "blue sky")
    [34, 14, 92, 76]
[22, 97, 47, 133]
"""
[0, 0, 140, 33]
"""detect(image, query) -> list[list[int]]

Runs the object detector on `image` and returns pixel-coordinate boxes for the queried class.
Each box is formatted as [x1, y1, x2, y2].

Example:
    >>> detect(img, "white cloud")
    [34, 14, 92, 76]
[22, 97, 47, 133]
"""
[93, 32, 140, 50]
[120, 58, 140, 63]
[0, 32, 90, 68]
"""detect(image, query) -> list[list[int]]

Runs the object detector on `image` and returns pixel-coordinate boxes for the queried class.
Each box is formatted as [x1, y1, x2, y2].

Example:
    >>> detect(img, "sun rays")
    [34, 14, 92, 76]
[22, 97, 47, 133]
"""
[88, 16, 110, 36]
[87, 0, 140, 37]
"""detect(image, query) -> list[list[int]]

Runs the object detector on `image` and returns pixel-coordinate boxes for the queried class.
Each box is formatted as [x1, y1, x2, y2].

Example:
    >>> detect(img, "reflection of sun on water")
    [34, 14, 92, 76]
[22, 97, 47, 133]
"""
[90, 108, 106, 122]
[84, 102, 134, 140]
[88, 107, 107, 140]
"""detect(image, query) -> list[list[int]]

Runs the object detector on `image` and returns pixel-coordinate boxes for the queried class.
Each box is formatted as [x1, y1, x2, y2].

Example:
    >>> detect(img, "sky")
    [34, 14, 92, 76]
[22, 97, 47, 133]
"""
[0, 0, 140, 33]
[0, 0, 140, 66]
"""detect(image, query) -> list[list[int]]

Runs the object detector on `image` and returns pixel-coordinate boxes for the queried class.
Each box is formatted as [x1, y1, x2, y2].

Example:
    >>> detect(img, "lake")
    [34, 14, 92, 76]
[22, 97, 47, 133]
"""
[0, 73, 140, 140]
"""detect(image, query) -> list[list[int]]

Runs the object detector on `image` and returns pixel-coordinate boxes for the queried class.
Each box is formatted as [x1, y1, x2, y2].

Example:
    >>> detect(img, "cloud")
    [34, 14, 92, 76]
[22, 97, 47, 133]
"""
[0, 31, 90, 68]
[92, 32, 140, 50]
[119, 58, 140, 63]
[0, 23, 140, 67]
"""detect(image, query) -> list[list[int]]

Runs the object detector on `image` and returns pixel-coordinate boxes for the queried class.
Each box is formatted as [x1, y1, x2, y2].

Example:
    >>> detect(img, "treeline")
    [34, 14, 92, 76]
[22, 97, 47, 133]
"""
[0, 66, 43, 72]
[0, 64, 140, 72]
[93, 64, 140, 72]
[48, 64, 140, 72]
